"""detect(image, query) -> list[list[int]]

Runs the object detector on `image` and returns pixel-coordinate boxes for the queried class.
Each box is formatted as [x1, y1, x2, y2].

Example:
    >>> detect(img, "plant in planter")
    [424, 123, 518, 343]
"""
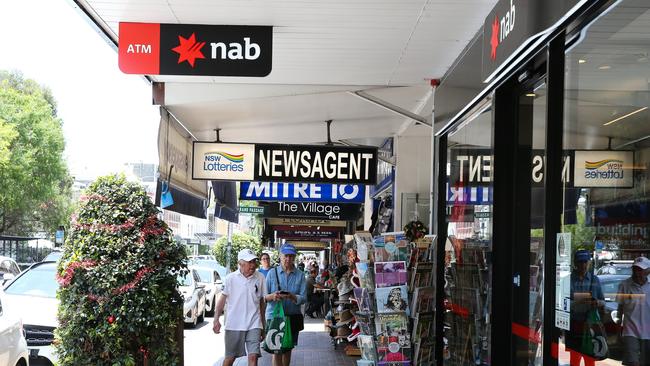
[55, 174, 187, 366]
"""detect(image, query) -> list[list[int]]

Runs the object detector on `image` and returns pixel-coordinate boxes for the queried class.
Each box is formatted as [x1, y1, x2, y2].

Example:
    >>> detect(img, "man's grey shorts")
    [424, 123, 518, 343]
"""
[225, 329, 262, 358]
[621, 336, 650, 365]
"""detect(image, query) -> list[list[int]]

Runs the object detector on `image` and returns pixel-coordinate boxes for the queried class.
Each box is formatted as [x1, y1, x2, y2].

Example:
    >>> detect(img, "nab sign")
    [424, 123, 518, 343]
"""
[118, 22, 272, 77]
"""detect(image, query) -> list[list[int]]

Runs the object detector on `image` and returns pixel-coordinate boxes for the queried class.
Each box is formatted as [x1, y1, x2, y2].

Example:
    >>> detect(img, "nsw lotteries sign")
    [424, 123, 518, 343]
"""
[192, 142, 378, 184]
[118, 23, 272, 77]
[240, 182, 365, 203]
[573, 151, 633, 188]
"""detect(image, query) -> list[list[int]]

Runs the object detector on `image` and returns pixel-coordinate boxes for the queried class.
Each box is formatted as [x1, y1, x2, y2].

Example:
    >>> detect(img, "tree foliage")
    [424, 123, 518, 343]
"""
[0, 70, 72, 235]
[212, 231, 262, 271]
[55, 174, 187, 366]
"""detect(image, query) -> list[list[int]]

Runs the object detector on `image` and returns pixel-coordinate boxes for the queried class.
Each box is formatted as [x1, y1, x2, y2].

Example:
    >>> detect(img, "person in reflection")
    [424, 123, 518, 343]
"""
[566, 249, 604, 366]
[616, 256, 650, 366]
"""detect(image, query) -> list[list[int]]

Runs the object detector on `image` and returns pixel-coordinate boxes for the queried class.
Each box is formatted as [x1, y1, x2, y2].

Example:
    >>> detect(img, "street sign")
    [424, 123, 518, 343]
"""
[239, 206, 266, 215]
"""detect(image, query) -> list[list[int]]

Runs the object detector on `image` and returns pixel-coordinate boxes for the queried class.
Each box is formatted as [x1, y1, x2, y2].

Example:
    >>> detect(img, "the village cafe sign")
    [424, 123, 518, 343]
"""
[192, 142, 378, 185]
[118, 22, 272, 77]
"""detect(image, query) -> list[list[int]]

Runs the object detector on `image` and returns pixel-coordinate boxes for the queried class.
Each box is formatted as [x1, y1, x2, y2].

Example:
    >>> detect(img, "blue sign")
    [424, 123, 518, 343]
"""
[240, 182, 365, 203]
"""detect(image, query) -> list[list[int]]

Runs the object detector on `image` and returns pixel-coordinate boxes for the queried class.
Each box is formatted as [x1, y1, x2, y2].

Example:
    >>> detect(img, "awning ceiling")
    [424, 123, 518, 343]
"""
[73, 0, 499, 145]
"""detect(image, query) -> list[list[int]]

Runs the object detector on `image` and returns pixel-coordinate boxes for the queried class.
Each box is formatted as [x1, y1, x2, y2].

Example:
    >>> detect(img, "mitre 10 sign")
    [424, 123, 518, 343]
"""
[118, 22, 272, 77]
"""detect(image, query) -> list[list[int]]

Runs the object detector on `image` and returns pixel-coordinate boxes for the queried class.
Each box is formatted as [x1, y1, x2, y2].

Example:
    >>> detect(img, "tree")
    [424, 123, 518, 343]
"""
[212, 231, 262, 271]
[0, 70, 72, 236]
[55, 174, 187, 366]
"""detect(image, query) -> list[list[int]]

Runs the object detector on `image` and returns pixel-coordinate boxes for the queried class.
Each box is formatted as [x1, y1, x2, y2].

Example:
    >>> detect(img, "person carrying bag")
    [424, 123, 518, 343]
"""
[262, 300, 293, 354]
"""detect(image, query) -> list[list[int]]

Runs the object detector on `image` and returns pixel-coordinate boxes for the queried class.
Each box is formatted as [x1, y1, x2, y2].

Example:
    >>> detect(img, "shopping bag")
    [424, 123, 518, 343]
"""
[262, 302, 294, 354]
[161, 181, 174, 209]
[580, 308, 608, 360]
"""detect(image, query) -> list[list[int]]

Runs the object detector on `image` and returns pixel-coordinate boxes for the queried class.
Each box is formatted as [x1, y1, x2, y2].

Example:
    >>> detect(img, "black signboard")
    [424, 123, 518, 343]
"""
[262, 202, 361, 221]
[119, 22, 272, 77]
[254, 144, 378, 185]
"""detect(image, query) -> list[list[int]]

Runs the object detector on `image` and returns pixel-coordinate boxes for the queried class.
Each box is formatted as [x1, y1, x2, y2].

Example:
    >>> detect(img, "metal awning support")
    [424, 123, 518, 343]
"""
[349, 90, 432, 128]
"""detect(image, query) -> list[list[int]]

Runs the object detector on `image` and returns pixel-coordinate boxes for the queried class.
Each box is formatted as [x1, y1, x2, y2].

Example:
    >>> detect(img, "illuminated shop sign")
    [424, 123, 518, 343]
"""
[240, 182, 365, 203]
[118, 22, 272, 77]
[193, 142, 378, 184]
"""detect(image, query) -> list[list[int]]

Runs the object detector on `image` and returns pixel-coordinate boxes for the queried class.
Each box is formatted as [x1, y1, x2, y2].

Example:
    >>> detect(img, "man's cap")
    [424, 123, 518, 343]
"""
[280, 243, 297, 255]
[574, 249, 591, 263]
[633, 256, 650, 270]
[238, 249, 258, 262]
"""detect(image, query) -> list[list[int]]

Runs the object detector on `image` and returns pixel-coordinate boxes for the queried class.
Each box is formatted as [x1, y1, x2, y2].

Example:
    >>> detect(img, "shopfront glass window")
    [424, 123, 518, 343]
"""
[559, 1, 650, 365]
[444, 98, 493, 366]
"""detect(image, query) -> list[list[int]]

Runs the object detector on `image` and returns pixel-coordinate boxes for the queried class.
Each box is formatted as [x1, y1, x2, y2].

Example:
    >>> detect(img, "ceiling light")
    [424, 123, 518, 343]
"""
[525, 93, 536, 97]
[598, 65, 611, 70]
[578, 59, 586, 64]
[603, 106, 648, 126]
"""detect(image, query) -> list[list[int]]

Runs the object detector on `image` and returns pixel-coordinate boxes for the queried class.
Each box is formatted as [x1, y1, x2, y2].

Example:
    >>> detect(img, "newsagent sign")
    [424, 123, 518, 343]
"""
[240, 182, 365, 203]
[192, 142, 378, 185]
[118, 22, 272, 77]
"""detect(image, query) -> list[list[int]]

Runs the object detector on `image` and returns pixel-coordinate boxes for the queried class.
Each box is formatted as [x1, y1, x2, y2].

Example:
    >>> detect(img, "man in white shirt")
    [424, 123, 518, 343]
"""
[213, 249, 266, 366]
[616, 256, 650, 366]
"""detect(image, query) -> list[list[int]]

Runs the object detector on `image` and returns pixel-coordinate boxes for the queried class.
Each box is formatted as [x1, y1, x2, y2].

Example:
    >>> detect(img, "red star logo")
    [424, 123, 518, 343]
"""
[490, 16, 500, 61]
[171, 33, 205, 68]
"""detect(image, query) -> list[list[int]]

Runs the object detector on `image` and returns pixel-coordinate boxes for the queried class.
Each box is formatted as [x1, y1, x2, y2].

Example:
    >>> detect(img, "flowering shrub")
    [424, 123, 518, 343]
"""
[55, 174, 187, 366]
[403, 220, 428, 242]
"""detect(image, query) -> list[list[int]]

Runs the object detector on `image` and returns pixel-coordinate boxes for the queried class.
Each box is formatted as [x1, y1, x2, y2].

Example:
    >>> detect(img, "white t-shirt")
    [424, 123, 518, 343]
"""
[222, 270, 266, 331]
[617, 277, 650, 339]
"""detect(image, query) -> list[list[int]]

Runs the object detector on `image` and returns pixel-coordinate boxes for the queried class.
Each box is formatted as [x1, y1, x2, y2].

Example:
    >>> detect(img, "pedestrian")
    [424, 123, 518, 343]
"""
[213, 249, 266, 366]
[565, 249, 604, 366]
[264, 243, 307, 366]
[616, 256, 650, 366]
[305, 268, 324, 318]
[259, 252, 272, 277]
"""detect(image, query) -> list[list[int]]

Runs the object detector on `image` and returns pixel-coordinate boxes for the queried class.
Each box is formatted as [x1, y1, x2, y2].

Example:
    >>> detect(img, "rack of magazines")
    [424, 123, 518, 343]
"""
[352, 232, 437, 366]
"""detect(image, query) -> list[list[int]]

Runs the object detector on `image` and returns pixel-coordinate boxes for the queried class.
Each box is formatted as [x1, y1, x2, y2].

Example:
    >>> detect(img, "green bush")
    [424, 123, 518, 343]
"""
[55, 174, 187, 366]
[211, 232, 262, 271]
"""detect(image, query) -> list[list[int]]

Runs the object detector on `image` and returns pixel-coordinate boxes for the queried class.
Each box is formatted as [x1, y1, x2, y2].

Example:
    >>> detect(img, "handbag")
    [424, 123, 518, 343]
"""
[580, 308, 608, 359]
[262, 301, 293, 354]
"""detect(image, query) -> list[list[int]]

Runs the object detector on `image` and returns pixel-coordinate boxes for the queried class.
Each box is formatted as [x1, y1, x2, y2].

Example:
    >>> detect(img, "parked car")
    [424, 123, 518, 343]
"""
[596, 260, 633, 276]
[178, 268, 206, 328]
[189, 259, 228, 280]
[2, 261, 58, 365]
[190, 266, 223, 316]
[598, 274, 629, 360]
[0, 256, 21, 286]
[0, 290, 29, 366]
[189, 255, 216, 261]
[41, 250, 62, 263]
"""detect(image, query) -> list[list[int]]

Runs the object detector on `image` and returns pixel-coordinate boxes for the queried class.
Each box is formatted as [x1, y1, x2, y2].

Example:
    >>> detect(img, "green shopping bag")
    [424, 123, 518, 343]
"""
[262, 301, 294, 354]
[580, 308, 608, 360]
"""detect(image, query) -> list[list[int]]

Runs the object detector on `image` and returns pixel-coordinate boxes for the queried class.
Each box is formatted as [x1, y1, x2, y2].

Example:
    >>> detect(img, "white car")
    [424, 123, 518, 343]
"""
[0, 291, 29, 366]
[0, 256, 21, 286]
[178, 269, 206, 328]
[190, 266, 223, 316]
[2, 261, 58, 365]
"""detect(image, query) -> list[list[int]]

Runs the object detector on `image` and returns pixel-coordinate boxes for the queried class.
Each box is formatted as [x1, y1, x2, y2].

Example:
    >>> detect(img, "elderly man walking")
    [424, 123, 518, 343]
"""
[213, 249, 266, 366]
[617, 256, 650, 366]
[264, 243, 307, 366]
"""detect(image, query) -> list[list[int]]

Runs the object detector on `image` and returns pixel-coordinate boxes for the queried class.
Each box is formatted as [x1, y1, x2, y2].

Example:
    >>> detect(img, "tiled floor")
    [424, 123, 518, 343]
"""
[258, 317, 357, 366]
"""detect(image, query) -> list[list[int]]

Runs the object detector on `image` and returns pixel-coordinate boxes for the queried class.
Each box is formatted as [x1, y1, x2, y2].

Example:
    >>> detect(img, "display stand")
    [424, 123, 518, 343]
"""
[350, 231, 436, 366]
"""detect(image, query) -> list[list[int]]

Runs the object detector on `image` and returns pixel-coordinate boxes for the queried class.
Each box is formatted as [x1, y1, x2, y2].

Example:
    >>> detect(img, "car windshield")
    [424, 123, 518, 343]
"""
[599, 277, 627, 301]
[178, 273, 193, 286]
[597, 264, 632, 276]
[194, 268, 212, 282]
[4, 263, 58, 298]
[194, 260, 228, 278]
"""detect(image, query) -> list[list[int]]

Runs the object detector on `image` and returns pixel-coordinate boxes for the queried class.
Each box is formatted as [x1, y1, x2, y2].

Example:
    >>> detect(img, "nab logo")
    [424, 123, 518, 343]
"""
[490, 0, 516, 61]
[172, 33, 206, 67]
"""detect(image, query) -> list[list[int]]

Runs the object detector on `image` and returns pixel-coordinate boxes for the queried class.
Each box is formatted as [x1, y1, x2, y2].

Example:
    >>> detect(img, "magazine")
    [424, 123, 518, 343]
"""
[375, 232, 409, 262]
[412, 312, 434, 342]
[413, 340, 434, 366]
[375, 261, 408, 288]
[357, 261, 375, 289]
[375, 313, 411, 348]
[357, 360, 375, 366]
[409, 235, 435, 267]
[411, 287, 434, 315]
[354, 287, 373, 313]
[355, 232, 374, 262]
[355, 311, 376, 336]
[357, 334, 378, 362]
[409, 262, 433, 291]
[376, 285, 410, 315]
